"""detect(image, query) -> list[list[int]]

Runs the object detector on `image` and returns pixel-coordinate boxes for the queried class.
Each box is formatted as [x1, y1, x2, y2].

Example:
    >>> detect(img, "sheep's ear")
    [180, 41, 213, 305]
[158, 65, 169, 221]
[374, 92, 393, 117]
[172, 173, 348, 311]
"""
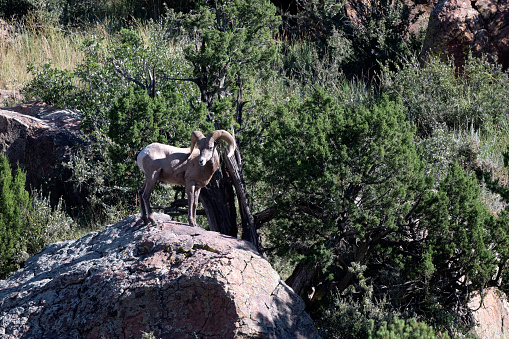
[190, 131, 205, 154]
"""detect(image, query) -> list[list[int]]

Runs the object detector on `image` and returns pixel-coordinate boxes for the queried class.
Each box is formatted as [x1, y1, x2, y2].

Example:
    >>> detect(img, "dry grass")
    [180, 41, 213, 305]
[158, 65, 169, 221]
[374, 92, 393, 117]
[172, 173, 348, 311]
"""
[0, 16, 89, 92]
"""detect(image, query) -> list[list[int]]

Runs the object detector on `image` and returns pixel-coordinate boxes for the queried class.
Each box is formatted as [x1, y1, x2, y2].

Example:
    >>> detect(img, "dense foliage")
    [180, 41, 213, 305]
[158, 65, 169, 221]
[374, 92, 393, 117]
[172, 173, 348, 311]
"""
[3, 0, 509, 337]
[0, 153, 76, 278]
[381, 54, 509, 135]
[255, 91, 425, 298]
[0, 153, 30, 278]
[0, 0, 194, 24]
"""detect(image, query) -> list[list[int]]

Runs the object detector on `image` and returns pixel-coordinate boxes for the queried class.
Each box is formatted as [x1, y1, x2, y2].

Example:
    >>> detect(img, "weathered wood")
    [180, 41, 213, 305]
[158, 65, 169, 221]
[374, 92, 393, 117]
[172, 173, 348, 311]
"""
[199, 162, 238, 237]
[224, 147, 262, 253]
[254, 207, 276, 227]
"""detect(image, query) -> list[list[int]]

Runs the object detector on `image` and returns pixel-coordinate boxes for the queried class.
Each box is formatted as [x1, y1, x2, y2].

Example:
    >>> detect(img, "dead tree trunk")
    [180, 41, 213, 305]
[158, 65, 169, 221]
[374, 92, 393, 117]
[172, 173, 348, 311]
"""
[223, 147, 261, 252]
[199, 161, 238, 237]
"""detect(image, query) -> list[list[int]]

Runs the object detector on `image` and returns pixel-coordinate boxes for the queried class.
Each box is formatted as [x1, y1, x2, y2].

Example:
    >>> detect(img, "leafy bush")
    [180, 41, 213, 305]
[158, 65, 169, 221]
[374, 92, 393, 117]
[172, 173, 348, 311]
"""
[317, 263, 400, 338]
[23, 62, 77, 109]
[0, 153, 30, 278]
[286, 0, 424, 78]
[381, 54, 509, 135]
[279, 36, 353, 96]
[22, 190, 77, 257]
[317, 263, 449, 338]
[370, 317, 448, 339]
[108, 86, 170, 188]
[0, 153, 77, 278]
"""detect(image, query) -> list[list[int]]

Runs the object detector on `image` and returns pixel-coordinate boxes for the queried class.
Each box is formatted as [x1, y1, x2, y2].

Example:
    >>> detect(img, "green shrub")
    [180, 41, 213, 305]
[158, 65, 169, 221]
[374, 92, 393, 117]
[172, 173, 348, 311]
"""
[370, 317, 448, 339]
[0, 153, 30, 278]
[287, 0, 424, 78]
[317, 263, 400, 338]
[317, 263, 449, 339]
[0, 153, 77, 279]
[0, 0, 187, 25]
[23, 62, 78, 109]
[22, 190, 77, 256]
[108, 86, 170, 189]
[381, 54, 509, 135]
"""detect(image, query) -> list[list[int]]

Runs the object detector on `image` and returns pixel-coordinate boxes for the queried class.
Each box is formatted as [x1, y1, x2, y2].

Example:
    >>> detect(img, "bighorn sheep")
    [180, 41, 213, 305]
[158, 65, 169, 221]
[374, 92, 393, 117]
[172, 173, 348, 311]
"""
[137, 130, 236, 226]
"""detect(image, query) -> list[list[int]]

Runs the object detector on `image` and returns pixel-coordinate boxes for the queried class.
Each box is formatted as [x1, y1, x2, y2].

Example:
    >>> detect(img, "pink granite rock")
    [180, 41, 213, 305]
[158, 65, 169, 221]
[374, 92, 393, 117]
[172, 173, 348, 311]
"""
[421, 0, 509, 69]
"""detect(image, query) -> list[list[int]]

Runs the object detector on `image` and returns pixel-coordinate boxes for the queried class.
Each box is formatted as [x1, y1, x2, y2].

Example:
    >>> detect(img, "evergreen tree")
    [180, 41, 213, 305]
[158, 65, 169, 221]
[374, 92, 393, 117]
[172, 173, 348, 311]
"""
[108, 86, 171, 189]
[0, 153, 30, 278]
[174, 0, 280, 245]
[257, 90, 425, 299]
[400, 162, 495, 325]
[183, 0, 279, 115]
[256, 90, 498, 328]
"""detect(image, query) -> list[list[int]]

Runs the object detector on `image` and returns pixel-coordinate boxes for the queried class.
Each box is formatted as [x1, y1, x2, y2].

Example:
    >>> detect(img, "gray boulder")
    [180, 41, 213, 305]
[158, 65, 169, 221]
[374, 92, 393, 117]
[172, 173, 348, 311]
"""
[0, 213, 320, 339]
[0, 101, 83, 207]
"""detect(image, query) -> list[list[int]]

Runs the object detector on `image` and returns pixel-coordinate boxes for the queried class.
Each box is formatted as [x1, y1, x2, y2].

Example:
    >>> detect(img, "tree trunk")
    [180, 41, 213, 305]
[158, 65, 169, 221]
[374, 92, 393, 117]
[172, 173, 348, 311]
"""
[199, 162, 237, 237]
[223, 147, 262, 252]
[286, 262, 319, 301]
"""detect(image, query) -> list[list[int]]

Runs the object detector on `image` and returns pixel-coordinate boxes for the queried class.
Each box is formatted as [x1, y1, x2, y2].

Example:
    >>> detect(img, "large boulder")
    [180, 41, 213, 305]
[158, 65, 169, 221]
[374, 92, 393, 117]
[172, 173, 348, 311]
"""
[0, 101, 83, 207]
[420, 0, 509, 69]
[0, 213, 320, 338]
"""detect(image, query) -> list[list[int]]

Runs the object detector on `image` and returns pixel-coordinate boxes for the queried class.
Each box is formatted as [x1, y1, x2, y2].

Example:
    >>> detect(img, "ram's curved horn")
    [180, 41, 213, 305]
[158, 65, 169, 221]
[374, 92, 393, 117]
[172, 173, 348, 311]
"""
[190, 131, 205, 155]
[208, 130, 236, 157]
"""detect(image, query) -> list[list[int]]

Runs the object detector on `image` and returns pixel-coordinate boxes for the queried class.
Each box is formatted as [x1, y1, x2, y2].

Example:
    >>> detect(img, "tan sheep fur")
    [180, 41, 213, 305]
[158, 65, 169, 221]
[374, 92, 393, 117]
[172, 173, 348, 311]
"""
[137, 130, 236, 226]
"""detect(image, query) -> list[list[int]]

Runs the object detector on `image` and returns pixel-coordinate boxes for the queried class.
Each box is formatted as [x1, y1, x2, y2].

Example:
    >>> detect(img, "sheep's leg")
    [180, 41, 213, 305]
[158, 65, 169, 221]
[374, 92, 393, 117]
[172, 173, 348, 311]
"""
[141, 170, 160, 225]
[139, 181, 148, 223]
[186, 182, 199, 227]
[192, 187, 201, 226]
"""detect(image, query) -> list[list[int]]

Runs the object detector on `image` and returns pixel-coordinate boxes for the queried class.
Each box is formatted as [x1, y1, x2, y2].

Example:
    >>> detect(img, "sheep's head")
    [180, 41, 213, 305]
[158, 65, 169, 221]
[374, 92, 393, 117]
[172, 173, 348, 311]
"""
[190, 130, 236, 167]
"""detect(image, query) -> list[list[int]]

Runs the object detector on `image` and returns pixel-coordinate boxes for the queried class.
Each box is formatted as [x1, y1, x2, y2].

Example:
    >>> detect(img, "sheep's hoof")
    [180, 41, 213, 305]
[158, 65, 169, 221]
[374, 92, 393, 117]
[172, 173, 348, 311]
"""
[148, 216, 157, 226]
[139, 215, 157, 227]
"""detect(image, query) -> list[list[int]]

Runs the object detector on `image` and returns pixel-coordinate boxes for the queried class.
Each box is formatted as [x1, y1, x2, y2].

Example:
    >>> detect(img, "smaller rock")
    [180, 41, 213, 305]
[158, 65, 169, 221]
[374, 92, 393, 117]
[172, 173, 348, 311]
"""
[0, 101, 83, 207]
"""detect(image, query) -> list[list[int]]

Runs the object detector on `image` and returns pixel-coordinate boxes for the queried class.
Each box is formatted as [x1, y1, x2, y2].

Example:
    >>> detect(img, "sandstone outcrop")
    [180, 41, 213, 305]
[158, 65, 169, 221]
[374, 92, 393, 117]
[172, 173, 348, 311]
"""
[0, 213, 320, 338]
[421, 0, 509, 69]
[0, 101, 83, 207]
